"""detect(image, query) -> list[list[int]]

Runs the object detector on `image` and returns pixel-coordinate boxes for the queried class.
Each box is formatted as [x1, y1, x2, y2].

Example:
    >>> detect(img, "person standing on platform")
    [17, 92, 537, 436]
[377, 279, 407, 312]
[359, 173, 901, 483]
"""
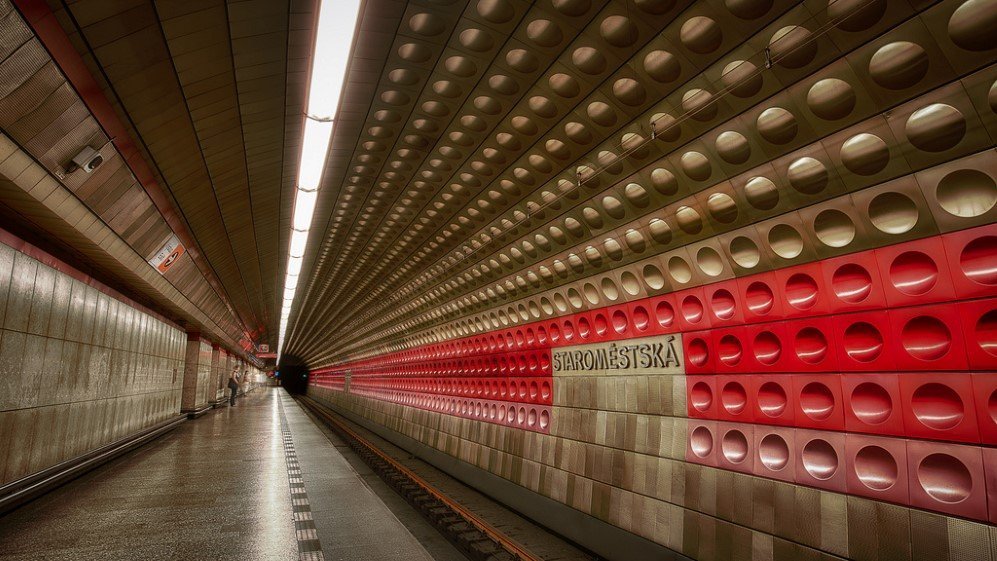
[228, 367, 241, 406]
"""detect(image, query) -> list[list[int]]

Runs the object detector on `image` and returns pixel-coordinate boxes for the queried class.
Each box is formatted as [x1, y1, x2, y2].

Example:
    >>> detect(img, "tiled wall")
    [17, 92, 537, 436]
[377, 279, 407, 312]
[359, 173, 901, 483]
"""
[307, 220, 997, 556]
[306, 0, 997, 554]
[200, 342, 216, 406]
[0, 241, 185, 486]
[211, 346, 224, 403]
[181, 337, 215, 411]
[309, 191, 997, 560]
[313, 359, 995, 561]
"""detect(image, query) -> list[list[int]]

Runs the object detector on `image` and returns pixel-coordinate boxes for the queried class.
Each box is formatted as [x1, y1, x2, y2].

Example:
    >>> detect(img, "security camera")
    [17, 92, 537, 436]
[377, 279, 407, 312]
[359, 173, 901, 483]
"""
[71, 146, 103, 173]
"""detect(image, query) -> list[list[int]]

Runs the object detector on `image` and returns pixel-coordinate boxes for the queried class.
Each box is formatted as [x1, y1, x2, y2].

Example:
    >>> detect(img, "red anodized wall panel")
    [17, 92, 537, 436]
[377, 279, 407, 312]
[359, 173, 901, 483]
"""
[312, 224, 997, 522]
[678, 224, 997, 523]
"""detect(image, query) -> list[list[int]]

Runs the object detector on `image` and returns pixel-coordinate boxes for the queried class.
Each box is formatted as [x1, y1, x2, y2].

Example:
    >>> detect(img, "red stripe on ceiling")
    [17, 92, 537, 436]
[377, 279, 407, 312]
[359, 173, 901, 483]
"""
[12, 0, 251, 342]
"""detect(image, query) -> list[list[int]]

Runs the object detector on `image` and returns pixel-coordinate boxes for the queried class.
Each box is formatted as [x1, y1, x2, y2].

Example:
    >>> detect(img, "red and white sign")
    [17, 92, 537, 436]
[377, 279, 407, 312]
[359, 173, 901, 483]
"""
[148, 234, 185, 274]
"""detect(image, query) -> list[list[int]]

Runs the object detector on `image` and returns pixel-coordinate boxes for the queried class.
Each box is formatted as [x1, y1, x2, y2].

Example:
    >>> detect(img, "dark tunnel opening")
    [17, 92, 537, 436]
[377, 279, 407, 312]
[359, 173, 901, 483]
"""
[276, 357, 310, 394]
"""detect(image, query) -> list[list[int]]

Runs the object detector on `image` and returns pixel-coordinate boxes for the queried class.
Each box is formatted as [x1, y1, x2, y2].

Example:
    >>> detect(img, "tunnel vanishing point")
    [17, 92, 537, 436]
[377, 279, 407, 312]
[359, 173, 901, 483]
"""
[0, 0, 996, 560]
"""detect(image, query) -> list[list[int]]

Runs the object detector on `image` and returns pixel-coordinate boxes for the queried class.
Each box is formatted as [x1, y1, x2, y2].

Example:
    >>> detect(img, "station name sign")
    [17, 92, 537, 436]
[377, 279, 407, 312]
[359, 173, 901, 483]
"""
[552, 334, 685, 376]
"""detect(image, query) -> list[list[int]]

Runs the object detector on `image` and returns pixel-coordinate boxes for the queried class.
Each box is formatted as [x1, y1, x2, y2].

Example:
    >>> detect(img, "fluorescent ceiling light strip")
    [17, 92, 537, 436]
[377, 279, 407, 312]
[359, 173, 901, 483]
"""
[276, 0, 362, 364]
[306, 0, 360, 119]
[297, 120, 333, 190]
[292, 189, 319, 230]
[289, 229, 309, 258]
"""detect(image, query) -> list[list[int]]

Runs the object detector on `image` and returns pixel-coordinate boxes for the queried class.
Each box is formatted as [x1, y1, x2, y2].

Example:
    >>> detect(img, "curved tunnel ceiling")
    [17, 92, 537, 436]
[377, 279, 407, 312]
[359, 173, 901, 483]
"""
[4, 0, 318, 356]
[284, 0, 997, 370]
[10, 0, 996, 369]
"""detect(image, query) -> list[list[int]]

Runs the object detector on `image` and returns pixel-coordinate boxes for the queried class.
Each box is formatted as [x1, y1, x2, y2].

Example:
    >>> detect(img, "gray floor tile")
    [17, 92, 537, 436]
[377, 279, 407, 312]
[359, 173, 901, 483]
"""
[0, 388, 440, 561]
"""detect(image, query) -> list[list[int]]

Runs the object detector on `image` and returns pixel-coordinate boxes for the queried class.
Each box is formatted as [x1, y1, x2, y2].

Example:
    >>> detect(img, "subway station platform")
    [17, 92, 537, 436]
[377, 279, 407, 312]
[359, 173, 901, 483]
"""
[2, 0, 996, 559]
[0, 389, 443, 561]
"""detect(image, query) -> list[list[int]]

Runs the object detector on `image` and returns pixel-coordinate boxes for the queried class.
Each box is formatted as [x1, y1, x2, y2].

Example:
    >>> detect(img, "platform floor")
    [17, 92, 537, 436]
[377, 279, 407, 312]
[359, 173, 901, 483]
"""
[0, 388, 441, 561]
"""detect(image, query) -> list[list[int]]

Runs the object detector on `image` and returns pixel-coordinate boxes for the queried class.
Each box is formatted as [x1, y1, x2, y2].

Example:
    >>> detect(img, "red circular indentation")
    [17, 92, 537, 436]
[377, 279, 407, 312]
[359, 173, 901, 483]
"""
[854, 445, 898, 491]
[722, 381, 747, 415]
[758, 433, 789, 471]
[961, 236, 997, 286]
[800, 382, 835, 421]
[721, 430, 748, 464]
[753, 331, 782, 365]
[562, 320, 575, 341]
[718, 334, 743, 366]
[612, 310, 628, 334]
[843, 321, 883, 362]
[758, 381, 788, 417]
[541, 381, 551, 400]
[802, 438, 838, 480]
[832, 263, 872, 303]
[850, 382, 893, 425]
[549, 324, 561, 342]
[688, 338, 709, 367]
[529, 381, 539, 400]
[690, 425, 714, 458]
[917, 453, 972, 503]
[632, 305, 650, 331]
[537, 326, 548, 344]
[711, 289, 737, 320]
[746, 281, 774, 315]
[682, 295, 705, 324]
[655, 300, 675, 327]
[889, 251, 938, 296]
[977, 309, 997, 357]
[691, 381, 713, 412]
[528, 409, 537, 427]
[594, 313, 609, 335]
[795, 327, 828, 364]
[901, 316, 951, 361]
[576, 317, 591, 339]
[785, 273, 819, 310]
[911, 382, 964, 430]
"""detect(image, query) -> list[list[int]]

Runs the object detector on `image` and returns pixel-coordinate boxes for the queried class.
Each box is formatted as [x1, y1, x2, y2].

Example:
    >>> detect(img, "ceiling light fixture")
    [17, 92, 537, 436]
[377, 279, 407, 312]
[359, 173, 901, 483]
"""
[277, 0, 363, 363]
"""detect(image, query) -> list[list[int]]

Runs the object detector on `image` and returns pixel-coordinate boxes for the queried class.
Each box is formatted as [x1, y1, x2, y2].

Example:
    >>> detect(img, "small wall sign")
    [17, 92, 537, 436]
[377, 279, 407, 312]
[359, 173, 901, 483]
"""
[148, 234, 185, 274]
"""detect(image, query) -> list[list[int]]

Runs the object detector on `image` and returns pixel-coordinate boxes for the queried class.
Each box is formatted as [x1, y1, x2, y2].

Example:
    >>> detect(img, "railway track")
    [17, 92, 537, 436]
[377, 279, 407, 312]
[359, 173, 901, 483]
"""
[297, 396, 545, 561]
